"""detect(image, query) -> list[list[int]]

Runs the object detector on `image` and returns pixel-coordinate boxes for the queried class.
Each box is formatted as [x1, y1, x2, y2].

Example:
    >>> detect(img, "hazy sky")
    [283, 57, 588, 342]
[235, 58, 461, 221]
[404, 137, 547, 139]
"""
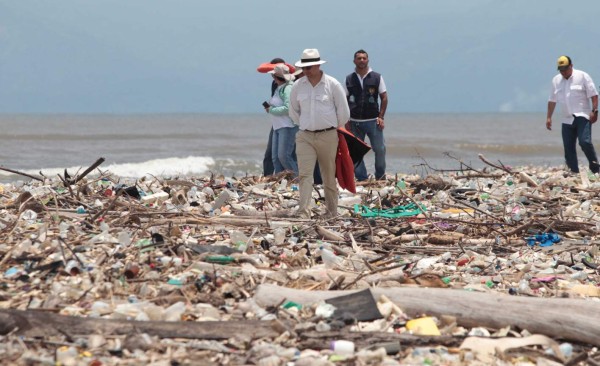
[1, 0, 599, 114]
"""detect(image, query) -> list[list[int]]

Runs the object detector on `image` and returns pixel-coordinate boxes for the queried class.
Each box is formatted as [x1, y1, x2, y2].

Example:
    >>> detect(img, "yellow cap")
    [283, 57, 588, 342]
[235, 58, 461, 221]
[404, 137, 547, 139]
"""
[557, 55, 571, 70]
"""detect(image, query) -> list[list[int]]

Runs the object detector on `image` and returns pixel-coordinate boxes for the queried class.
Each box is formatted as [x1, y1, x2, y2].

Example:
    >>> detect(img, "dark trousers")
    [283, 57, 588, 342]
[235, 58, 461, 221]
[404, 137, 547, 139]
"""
[263, 128, 274, 176]
[562, 116, 599, 173]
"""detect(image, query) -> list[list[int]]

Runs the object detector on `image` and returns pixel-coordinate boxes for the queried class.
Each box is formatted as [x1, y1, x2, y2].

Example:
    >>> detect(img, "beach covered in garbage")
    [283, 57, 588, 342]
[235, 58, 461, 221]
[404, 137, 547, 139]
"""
[1, 155, 600, 365]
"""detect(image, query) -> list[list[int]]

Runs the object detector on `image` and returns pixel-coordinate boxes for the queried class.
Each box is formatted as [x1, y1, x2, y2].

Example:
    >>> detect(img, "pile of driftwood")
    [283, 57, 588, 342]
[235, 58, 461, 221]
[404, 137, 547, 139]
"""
[0, 156, 600, 365]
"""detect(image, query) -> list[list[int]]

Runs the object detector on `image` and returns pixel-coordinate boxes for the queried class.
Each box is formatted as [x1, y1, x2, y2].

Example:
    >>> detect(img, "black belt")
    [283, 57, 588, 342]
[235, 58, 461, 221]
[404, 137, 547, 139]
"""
[305, 126, 336, 133]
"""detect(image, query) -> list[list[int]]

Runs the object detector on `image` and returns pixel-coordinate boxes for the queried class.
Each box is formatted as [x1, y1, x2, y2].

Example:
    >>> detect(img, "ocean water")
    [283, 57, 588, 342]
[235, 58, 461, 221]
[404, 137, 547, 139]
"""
[0, 113, 576, 182]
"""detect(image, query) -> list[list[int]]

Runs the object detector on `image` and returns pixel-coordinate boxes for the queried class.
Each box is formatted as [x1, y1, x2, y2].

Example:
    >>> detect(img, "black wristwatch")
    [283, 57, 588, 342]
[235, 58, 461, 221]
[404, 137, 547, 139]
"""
[593, 109, 598, 114]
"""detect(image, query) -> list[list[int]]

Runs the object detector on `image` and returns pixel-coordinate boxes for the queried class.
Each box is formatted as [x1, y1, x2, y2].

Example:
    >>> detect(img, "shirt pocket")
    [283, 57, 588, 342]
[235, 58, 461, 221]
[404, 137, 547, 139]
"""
[315, 94, 334, 115]
[570, 84, 586, 99]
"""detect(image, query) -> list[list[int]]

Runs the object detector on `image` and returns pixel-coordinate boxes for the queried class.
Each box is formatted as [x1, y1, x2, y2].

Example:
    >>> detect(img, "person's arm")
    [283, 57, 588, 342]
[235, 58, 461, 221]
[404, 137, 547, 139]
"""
[378, 91, 388, 130]
[269, 84, 291, 116]
[547, 80, 558, 131]
[591, 95, 598, 123]
[546, 101, 556, 130]
[289, 83, 300, 125]
[333, 81, 350, 128]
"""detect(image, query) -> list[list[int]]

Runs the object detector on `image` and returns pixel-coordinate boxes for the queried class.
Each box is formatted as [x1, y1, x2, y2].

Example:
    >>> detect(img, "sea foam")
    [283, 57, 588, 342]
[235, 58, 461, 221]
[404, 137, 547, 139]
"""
[15, 156, 215, 179]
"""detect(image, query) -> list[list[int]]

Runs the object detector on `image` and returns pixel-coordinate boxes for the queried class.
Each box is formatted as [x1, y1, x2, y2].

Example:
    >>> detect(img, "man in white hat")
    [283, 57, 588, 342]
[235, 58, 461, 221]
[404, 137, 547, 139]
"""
[547, 55, 599, 174]
[289, 49, 350, 218]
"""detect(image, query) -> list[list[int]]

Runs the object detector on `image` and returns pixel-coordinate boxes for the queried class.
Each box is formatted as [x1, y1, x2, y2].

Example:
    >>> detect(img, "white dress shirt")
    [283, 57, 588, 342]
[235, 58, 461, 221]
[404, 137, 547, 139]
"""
[549, 69, 598, 125]
[289, 73, 350, 131]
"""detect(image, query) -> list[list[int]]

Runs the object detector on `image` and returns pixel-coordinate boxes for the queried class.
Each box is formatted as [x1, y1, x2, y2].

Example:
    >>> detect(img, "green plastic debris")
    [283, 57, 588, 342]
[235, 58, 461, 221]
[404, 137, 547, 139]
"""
[167, 278, 184, 286]
[282, 301, 302, 310]
[135, 238, 154, 253]
[485, 280, 494, 288]
[442, 277, 451, 284]
[205, 256, 236, 264]
[396, 179, 407, 192]
[354, 203, 425, 218]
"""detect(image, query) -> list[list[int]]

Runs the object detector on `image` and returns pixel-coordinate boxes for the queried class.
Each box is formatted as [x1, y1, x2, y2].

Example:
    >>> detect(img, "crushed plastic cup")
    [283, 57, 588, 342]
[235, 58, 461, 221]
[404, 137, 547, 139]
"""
[20, 209, 37, 223]
[315, 302, 337, 318]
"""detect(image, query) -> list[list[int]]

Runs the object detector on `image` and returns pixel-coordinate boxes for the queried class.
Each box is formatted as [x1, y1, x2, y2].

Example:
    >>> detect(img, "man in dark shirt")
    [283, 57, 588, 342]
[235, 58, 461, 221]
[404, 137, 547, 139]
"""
[345, 49, 388, 181]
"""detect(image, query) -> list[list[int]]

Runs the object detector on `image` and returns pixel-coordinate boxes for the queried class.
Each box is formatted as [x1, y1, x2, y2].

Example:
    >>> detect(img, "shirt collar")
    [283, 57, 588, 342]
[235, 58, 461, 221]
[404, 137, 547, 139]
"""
[355, 68, 373, 79]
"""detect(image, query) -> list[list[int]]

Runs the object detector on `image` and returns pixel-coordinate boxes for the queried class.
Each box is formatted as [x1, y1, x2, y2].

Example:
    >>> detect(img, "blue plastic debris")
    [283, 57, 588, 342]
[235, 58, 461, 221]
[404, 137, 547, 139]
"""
[526, 233, 561, 247]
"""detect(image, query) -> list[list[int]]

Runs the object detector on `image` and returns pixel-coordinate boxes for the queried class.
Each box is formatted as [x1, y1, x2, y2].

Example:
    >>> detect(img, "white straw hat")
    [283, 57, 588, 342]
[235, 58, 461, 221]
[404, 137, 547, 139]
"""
[295, 49, 327, 68]
[269, 63, 295, 81]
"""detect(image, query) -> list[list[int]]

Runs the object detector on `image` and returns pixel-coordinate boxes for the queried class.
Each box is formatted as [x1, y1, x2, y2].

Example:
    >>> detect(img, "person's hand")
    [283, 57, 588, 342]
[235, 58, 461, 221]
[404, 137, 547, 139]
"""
[546, 118, 552, 130]
[377, 117, 385, 130]
[591, 111, 598, 124]
[265, 107, 270, 113]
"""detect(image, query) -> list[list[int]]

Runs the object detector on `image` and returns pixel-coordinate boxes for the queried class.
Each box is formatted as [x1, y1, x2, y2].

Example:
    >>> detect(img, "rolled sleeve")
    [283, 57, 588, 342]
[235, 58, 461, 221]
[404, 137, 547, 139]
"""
[584, 74, 598, 98]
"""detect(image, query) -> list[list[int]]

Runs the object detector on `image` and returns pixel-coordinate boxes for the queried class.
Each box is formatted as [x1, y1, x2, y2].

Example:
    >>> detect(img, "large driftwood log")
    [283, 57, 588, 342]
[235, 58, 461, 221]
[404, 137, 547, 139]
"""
[298, 330, 460, 350]
[254, 284, 600, 346]
[190, 262, 406, 287]
[0, 309, 285, 340]
[147, 216, 302, 228]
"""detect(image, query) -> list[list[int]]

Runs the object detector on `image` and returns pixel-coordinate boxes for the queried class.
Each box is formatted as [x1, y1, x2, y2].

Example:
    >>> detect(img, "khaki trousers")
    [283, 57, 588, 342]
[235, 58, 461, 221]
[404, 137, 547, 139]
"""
[295, 129, 339, 218]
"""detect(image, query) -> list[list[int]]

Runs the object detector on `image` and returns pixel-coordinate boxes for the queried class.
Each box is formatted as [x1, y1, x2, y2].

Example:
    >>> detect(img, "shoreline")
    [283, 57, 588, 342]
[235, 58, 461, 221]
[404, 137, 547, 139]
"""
[1, 164, 599, 364]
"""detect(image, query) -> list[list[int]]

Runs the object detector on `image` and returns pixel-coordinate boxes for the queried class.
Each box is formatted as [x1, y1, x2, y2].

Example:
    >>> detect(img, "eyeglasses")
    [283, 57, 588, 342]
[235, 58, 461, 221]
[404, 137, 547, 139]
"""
[301, 65, 313, 70]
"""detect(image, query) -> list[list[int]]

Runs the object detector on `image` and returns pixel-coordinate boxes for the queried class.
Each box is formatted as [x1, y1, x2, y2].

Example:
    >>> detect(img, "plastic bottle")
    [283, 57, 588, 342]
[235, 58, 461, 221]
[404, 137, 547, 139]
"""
[518, 279, 531, 293]
[570, 271, 587, 281]
[141, 191, 169, 205]
[273, 227, 286, 245]
[331, 340, 355, 356]
[64, 260, 81, 275]
[59, 221, 69, 239]
[56, 346, 78, 365]
[338, 195, 362, 207]
[279, 179, 287, 191]
[212, 189, 232, 210]
[187, 186, 198, 202]
[230, 230, 250, 252]
[396, 179, 407, 192]
[124, 263, 140, 279]
[164, 301, 186, 321]
[117, 231, 131, 246]
[319, 246, 343, 269]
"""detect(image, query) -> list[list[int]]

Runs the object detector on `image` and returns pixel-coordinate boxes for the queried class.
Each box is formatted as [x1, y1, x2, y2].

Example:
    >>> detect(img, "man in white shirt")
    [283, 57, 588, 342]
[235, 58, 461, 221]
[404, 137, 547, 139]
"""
[289, 49, 350, 218]
[547, 55, 599, 174]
